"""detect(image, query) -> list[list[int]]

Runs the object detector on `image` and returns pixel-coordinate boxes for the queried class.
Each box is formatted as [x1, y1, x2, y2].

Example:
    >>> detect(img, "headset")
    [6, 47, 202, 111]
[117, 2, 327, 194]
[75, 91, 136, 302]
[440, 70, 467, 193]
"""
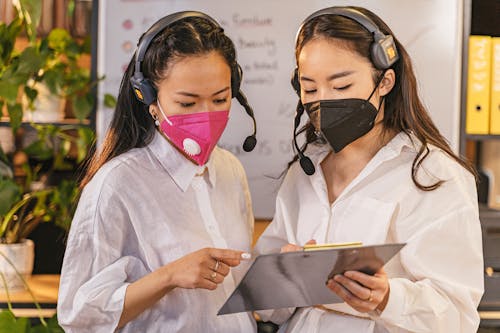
[290, 7, 400, 175]
[130, 11, 257, 152]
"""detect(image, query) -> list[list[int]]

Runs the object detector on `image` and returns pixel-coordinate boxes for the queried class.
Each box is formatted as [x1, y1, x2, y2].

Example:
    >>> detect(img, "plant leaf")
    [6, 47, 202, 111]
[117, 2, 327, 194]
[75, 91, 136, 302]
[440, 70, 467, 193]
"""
[76, 127, 94, 162]
[71, 94, 93, 121]
[23, 85, 38, 104]
[12, 0, 42, 44]
[0, 310, 31, 333]
[103, 93, 117, 109]
[47, 29, 71, 53]
[6, 103, 22, 134]
[23, 140, 53, 161]
[31, 314, 64, 333]
[17, 47, 42, 76]
[0, 177, 21, 216]
[0, 18, 22, 66]
[0, 81, 19, 103]
[0, 145, 9, 165]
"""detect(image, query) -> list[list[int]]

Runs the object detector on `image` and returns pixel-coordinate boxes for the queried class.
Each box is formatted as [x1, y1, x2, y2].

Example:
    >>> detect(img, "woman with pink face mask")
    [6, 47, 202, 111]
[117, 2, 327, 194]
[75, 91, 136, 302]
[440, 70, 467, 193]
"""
[58, 11, 258, 333]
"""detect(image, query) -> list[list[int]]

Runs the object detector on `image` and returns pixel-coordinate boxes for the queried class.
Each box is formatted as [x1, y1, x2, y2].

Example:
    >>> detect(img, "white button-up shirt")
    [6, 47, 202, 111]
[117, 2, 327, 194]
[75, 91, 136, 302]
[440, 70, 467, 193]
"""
[255, 132, 484, 333]
[58, 131, 257, 333]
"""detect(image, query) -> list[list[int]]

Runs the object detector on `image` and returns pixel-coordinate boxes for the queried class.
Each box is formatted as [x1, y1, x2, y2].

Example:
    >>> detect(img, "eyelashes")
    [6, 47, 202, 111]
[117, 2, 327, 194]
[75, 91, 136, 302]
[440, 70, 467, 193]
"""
[303, 84, 352, 95]
[177, 98, 228, 108]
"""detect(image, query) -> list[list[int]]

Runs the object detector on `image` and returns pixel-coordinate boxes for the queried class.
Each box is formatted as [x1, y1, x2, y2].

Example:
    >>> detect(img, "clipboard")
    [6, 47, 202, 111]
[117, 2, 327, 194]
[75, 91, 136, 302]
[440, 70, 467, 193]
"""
[218, 243, 405, 315]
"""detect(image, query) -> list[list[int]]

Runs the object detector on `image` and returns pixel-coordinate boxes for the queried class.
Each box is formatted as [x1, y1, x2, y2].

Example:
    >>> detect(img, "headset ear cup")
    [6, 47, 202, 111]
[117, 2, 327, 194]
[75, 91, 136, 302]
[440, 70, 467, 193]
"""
[371, 35, 399, 70]
[130, 76, 157, 105]
[291, 68, 300, 97]
[231, 63, 243, 98]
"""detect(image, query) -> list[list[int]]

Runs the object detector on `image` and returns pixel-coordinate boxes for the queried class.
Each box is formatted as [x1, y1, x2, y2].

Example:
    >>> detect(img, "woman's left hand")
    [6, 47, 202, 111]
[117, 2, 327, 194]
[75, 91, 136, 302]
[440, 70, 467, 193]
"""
[326, 268, 390, 313]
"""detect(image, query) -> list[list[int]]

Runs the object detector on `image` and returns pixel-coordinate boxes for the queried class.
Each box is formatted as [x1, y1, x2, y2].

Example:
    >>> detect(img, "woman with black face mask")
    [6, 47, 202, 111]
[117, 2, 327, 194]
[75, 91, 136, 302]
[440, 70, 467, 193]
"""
[254, 6, 483, 333]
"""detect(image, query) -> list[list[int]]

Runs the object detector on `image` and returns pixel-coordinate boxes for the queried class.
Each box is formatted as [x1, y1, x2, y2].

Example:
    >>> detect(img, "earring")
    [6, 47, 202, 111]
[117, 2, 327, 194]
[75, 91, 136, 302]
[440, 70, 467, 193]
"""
[150, 108, 160, 127]
[315, 130, 326, 143]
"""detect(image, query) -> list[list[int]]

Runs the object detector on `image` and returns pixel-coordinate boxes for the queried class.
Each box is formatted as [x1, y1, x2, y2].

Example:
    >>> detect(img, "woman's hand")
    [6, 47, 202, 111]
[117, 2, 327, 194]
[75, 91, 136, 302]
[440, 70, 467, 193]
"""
[280, 239, 316, 253]
[164, 247, 249, 290]
[326, 268, 390, 313]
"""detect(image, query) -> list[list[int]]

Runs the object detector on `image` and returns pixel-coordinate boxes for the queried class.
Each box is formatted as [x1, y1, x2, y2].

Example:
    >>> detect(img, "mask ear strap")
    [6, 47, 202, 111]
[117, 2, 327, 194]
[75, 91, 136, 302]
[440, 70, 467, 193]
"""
[378, 95, 385, 110]
[156, 99, 172, 126]
[367, 69, 387, 102]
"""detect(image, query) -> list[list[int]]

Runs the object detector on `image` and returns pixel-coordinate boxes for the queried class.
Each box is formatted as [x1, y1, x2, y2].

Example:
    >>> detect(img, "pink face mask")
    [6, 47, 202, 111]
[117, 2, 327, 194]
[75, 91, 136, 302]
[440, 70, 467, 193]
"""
[157, 101, 229, 166]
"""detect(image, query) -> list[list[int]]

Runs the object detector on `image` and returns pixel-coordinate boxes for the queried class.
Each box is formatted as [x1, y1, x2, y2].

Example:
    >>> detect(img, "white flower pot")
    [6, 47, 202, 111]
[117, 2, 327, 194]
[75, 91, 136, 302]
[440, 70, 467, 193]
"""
[22, 81, 66, 123]
[0, 239, 35, 291]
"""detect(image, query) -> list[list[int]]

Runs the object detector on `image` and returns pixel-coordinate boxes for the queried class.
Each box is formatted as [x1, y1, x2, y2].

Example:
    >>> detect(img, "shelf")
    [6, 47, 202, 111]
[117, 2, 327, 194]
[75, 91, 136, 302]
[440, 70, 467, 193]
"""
[465, 134, 500, 141]
[0, 274, 59, 304]
[0, 118, 91, 128]
[0, 274, 59, 319]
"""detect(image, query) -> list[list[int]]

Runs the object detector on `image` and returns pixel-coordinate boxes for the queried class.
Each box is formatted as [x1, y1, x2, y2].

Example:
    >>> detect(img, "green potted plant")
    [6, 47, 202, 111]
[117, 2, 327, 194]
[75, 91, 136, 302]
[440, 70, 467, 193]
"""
[0, 126, 90, 332]
[0, 0, 103, 129]
[21, 28, 94, 123]
[0, 213, 63, 333]
[0, 1, 117, 329]
[0, 122, 93, 289]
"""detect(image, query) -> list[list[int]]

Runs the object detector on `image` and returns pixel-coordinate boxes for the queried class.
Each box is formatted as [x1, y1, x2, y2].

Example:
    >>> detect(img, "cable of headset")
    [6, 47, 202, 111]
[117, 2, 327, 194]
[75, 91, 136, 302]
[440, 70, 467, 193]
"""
[236, 91, 257, 152]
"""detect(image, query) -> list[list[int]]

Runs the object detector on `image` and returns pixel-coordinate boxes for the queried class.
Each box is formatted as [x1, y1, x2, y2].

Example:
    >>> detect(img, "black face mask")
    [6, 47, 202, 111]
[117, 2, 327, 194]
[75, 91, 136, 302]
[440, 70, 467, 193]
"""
[303, 81, 383, 153]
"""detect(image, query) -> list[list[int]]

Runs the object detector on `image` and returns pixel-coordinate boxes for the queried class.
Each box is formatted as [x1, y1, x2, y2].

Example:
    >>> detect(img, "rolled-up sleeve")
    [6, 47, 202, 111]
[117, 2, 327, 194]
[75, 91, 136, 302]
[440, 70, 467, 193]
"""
[374, 206, 484, 332]
[57, 178, 148, 332]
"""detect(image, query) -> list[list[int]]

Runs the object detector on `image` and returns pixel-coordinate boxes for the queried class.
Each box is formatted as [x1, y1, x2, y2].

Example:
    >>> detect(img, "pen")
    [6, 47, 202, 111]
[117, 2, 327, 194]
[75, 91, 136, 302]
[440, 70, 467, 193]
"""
[303, 241, 363, 251]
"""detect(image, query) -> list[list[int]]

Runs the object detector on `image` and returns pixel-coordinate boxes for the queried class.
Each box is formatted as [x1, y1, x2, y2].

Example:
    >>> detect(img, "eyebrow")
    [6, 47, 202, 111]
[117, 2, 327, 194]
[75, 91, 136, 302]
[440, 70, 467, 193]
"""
[175, 87, 230, 98]
[300, 70, 355, 83]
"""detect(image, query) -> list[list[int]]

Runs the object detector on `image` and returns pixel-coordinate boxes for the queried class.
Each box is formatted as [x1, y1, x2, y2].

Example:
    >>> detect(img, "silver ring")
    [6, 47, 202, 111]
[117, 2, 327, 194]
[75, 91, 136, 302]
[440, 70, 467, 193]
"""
[214, 260, 220, 272]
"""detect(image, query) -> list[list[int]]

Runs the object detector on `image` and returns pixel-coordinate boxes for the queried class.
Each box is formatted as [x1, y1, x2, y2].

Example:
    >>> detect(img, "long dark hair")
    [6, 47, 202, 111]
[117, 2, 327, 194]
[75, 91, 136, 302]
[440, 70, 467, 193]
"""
[293, 6, 476, 191]
[80, 16, 238, 188]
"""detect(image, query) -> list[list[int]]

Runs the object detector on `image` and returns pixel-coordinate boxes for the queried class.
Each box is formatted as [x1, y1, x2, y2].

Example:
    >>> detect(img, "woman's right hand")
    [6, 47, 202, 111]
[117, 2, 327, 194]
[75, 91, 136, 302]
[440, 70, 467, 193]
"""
[164, 248, 249, 290]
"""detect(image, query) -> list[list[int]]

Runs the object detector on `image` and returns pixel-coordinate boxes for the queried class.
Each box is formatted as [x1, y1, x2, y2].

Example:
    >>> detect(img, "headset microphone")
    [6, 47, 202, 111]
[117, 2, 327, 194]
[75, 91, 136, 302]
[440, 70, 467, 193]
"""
[236, 91, 257, 152]
[290, 6, 400, 176]
[293, 102, 315, 175]
[130, 11, 258, 153]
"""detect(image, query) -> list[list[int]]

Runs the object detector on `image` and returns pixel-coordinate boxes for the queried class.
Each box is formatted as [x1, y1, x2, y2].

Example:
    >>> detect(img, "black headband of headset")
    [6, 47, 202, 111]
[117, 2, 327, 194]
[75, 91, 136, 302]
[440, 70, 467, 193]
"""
[133, 11, 221, 82]
[297, 7, 382, 42]
[131, 11, 258, 152]
[292, 7, 399, 176]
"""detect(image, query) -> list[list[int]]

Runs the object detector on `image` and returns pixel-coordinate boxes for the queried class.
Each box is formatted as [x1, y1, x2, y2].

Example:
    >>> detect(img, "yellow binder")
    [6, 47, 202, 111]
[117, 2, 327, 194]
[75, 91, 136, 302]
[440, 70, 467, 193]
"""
[490, 37, 500, 134]
[466, 35, 492, 134]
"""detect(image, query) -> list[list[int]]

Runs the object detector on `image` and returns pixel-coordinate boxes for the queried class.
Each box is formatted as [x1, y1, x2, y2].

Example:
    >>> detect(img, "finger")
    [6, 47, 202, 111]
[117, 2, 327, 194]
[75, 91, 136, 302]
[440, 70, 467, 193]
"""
[205, 270, 224, 285]
[199, 279, 218, 291]
[219, 258, 242, 267]
[216, 262, 230, 277]
[184, 273, 217, 290]
[344, 271, 383, 290]
[327, 279, 372, 311]
[374, 267, 387, 278]
[333, 274, 371, 301]
[209, 248, 250, 261]
[327, 279, 359, 304]
[209, 259, 219, 272]
[305, 239, 316, 245]
[281, 244, 302, 253]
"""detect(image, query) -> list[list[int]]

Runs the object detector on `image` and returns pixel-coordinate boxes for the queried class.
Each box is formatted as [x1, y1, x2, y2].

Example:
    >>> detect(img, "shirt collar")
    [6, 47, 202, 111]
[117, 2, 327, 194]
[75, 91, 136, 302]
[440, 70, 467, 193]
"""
[304, 132, 419, 205]
[306, 131, 419, 167]
[147, 131, 216, 192]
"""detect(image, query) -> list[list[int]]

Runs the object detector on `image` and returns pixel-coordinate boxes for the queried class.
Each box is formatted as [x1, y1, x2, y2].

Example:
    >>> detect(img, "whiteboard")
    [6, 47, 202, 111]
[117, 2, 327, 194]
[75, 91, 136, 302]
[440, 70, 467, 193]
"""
[97, 0, 463, 218]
